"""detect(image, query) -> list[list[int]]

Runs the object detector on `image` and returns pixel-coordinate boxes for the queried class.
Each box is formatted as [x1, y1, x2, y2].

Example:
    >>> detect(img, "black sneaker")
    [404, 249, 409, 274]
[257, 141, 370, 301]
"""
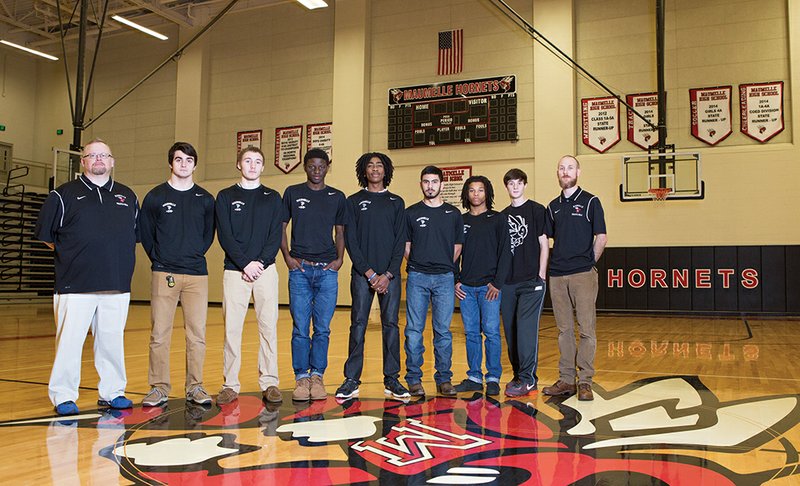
[335, 378, 360, 399]
[384, 380, 411, 399]
[453, 379, 483, 392]
[486, 381, 501, 396]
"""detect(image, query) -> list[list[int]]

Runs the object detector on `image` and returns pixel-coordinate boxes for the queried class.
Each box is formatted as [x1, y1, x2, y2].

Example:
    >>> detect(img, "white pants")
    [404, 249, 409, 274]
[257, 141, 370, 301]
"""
[49, 292, 130, 406]
[222, 266, 279, 392]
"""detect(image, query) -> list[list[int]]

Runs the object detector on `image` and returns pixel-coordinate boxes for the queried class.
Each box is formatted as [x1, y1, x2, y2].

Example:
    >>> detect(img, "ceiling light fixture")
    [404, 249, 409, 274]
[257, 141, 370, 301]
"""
[0, 40, 58, 61]
[112, 15, 169, 40]
[296, 0, 328, 10]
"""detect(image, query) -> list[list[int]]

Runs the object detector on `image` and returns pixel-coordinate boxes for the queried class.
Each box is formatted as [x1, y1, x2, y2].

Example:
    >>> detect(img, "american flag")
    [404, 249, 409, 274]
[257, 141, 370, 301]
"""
[438, 29, 463, 75]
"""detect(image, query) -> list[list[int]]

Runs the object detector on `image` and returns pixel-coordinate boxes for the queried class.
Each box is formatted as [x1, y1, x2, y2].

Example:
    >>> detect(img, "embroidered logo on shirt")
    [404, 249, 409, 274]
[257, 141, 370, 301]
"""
[76, 195, 86, 200]
[195, 193, 204, 197]
[463, 224, 471, 234]
[358, 200, 371, 211]
[297, 198, 311, 209]
[572, 204, 584, 216]
[232, 200, 245, 212]
[263, 191, 271, 196]
[416, 217, 430, 228]
[327, 192, 337, 196]
[389, 197, 398, 201]
[162, 202, 176, 213]
[115, 194, 129, 206]
[445, 210, 454, 214]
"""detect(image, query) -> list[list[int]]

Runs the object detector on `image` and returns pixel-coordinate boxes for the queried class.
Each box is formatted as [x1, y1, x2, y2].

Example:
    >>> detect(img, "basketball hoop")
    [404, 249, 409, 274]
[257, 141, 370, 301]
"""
[648, 187, 671, 203]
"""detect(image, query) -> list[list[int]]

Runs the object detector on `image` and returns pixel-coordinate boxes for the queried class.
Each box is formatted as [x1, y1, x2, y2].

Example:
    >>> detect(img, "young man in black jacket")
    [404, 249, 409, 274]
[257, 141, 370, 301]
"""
[335, 152, 410, 400]
[215, 146, 284, 405]
[139, 142, 215, 407]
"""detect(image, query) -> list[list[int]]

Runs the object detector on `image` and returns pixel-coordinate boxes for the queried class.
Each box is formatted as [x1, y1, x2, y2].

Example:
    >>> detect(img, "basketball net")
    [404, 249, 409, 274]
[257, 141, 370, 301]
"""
[648, 187, 671, 205]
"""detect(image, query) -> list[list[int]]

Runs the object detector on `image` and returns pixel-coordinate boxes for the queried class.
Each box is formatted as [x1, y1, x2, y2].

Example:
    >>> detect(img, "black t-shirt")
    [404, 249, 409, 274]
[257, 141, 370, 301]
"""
[282, 183, 347, 262]
[405, 201, 464, 275]
[216, 184, 284, 271]
[139, 182, 215, 275]
[459, 210, 511, 288]
[34, 175, 139, 294]
[545, 187, 607, 276]
[502, 199, 547, 284]
[345, 189, 406, 277]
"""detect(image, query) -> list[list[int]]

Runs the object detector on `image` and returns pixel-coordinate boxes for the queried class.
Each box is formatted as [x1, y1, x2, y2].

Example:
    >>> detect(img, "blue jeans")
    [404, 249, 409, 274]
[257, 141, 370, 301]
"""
[288, 263, 339, 378]
[404, 271, 454, 385]
[458, 284, 502, 383]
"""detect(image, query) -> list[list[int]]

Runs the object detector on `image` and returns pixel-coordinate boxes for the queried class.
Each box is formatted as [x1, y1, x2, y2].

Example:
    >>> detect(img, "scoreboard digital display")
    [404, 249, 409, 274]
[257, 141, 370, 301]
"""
[388, 75, 518, 150]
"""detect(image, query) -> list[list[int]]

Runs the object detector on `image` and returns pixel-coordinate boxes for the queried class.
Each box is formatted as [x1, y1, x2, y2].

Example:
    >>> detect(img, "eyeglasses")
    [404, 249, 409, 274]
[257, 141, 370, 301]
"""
[82, 153, 113, 160]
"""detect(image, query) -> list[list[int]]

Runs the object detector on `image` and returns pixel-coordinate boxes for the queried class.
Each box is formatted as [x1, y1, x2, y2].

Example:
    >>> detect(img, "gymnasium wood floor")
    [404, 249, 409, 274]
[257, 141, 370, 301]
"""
[1, 302, 799, 485]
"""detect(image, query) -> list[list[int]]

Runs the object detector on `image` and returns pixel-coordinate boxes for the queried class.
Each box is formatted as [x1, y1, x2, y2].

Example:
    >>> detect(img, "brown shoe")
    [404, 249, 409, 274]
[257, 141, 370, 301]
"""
[408, 383, 425, 397]
[292, 377, 311, 401]
[577, 383, 594, 401]
[436, 381, 456, 396]
[216, 387, 239, 405]
[542, 380, 577, 397]
[309, 375, 327, 400]
[262, 386, 282, 403]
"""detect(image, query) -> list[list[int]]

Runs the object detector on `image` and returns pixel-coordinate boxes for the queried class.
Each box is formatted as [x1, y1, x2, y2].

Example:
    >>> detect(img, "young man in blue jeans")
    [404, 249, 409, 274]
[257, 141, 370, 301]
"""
[454, 175, 511, 396]
[404, 166, 463, 397]
[281, 148, 347, 401]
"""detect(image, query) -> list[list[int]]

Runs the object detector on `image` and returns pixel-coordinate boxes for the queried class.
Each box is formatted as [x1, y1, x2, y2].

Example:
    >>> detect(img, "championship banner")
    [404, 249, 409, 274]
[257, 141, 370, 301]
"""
[441, 166, 471, 206]
[274, 126, 303, 174]
[739, 81, 784, 143]
[689, 86, 732, 145]
[236, 130, 262, 155]
[306, 123, 333, 162]
[581, 96, 620, 153]
[626, 93, 660, 150]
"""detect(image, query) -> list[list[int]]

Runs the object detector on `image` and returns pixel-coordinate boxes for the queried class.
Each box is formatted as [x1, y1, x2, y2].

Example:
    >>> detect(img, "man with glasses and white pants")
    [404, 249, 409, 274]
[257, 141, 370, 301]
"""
[35, 138, 139, 416]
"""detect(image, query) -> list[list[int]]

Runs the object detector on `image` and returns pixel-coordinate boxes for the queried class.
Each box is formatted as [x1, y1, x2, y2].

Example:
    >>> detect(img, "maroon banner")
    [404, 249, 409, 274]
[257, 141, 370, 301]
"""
[739, 81, 784, 143]
[626, 93, 660, 150]
[689, 86, 732, 145]
[274, 126, 303, 174]
[582, 96, 620, 153]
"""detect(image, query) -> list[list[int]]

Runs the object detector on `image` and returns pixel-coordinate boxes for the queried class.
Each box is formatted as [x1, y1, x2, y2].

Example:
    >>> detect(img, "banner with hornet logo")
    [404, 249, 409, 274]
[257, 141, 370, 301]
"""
[274, 126, 303, 174]
[306, 122, 333, 162]
[626, 92, 660, 150]
[690, 86, 732, 145]
[582, 96, 620, 153]
[739, 81, 784, 143]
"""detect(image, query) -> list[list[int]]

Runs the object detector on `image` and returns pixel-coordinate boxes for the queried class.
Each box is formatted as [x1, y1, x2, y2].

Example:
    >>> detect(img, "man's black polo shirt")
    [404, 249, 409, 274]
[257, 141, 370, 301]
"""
[35, 175, 139, 294]
[545, 187, 606, 276]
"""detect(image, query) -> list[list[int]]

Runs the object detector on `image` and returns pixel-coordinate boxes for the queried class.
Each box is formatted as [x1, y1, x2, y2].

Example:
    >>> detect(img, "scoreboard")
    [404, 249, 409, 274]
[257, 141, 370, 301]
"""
[388, 75, 518, 150]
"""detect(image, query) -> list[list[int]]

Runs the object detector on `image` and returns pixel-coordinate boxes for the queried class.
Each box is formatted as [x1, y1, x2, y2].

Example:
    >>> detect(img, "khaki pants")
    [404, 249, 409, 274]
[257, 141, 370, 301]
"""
[549, 268, 598, 385]
[222, 265, 279, 392]
[148, 272, 208, 393]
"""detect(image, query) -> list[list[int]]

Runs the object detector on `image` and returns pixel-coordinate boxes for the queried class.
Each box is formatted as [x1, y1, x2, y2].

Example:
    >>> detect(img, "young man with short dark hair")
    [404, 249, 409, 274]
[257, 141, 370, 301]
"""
[454, 175, 511, 396]
[500, 168, 549, 397]
[281, 148, 347, 401]
[404, 165, 463, 397]
[139, 141, 215, 407]
[335, 152, 410, 400]
[215, 146, 284, 405]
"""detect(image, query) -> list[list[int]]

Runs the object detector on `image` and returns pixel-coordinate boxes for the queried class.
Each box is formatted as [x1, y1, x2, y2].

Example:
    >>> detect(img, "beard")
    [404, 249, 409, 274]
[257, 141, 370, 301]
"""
[559, 176, 577, 190]
[90, 165, 109, 176]
[424, 188, 440, 199]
